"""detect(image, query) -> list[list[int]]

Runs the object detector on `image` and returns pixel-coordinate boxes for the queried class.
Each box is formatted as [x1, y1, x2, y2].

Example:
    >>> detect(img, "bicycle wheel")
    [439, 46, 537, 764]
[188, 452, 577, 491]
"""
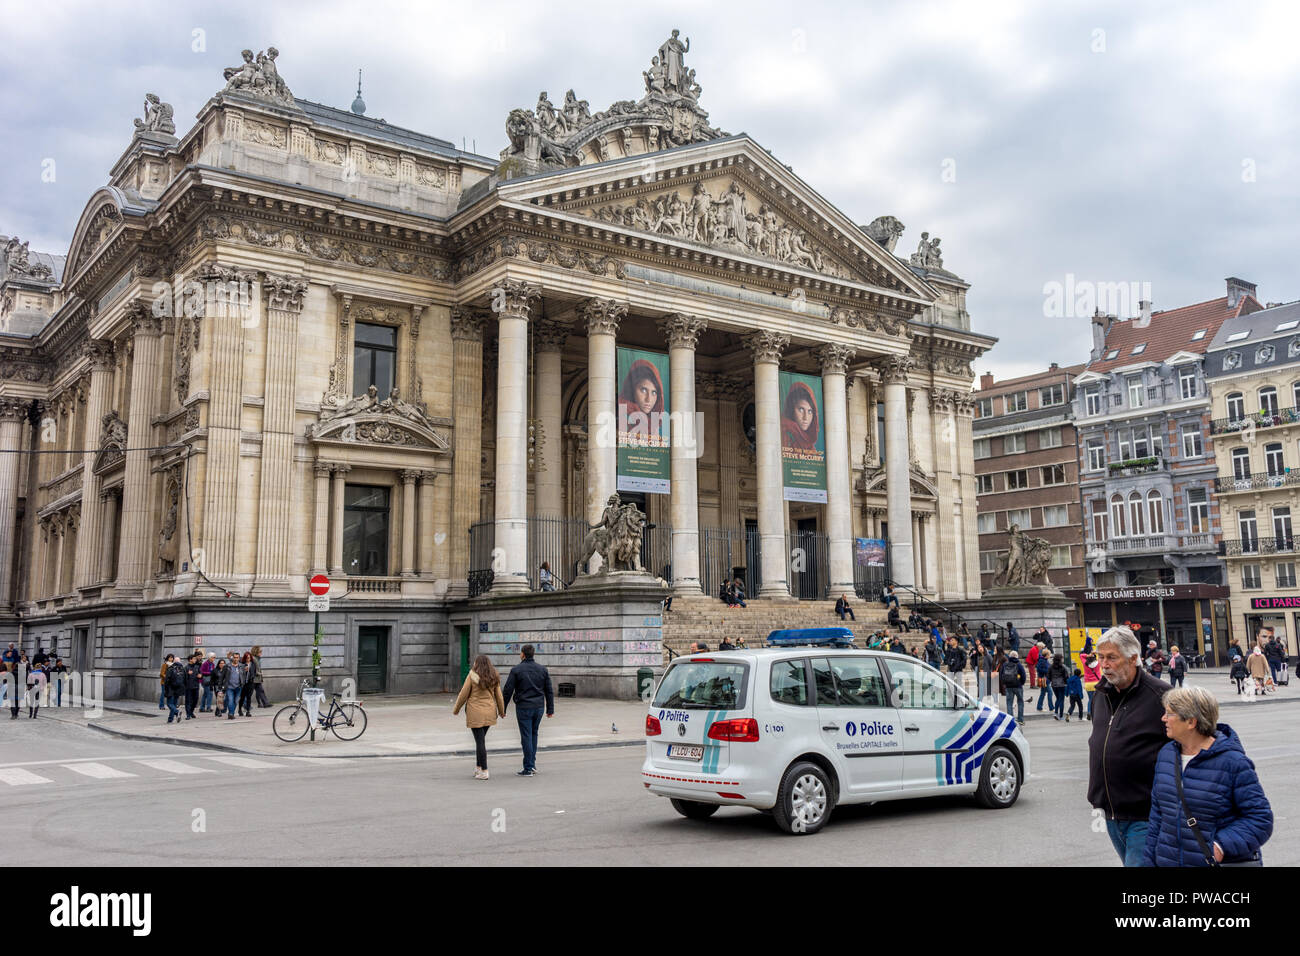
[329, 703, 367, 741]
[272, 704, 310, 742]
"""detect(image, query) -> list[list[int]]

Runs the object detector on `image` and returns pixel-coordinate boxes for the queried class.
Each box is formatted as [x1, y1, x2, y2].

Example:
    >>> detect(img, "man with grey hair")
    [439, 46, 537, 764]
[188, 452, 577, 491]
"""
[1087, 625, 1168, 866]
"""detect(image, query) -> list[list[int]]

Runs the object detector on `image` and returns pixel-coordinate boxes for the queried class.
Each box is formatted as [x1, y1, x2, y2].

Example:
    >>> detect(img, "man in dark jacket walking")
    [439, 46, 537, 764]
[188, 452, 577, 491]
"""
[1000, 651, 1027, 723]
[1087, 625, 1169, 866]
[502, 644, 555, 776]
[183, 653, 202, 719]
[163, 655, 186, 724]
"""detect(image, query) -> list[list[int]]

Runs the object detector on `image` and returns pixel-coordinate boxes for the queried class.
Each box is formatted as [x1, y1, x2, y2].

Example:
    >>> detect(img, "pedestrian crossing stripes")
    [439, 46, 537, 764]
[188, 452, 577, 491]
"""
[0, 768, 53, 786]
[133, 758, 214, 774]
[203, 755, 281, 770]
[0, 754, 294, 789]
[62, 762, 136, 779]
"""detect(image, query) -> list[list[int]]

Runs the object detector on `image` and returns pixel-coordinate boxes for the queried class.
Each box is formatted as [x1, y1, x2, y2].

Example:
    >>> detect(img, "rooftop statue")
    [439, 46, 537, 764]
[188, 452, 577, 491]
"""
[909, 231, 944, 270]
[133, 93, 176, 136]
[222, 46, 294, 106]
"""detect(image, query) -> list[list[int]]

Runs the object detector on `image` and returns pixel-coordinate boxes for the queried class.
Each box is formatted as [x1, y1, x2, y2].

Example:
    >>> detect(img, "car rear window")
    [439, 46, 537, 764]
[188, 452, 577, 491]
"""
[653, 660, 749, 710]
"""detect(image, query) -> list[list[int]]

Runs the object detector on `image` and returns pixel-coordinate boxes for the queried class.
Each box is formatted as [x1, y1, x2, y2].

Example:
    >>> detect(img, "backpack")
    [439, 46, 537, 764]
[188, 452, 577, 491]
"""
[1000, 660, 1020, 684]
[166, 662, 186, 690]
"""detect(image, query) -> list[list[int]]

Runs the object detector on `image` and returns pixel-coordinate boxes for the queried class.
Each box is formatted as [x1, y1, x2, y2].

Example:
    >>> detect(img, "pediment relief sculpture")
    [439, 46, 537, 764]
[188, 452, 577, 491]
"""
[311, 385, 448, 452]
[582, 177, 851, 279]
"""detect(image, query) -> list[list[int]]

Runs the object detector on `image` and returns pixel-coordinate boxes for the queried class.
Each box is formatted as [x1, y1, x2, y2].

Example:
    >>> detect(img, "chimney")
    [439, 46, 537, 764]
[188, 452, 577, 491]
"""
[1049, 362, 1059, 371]
[1090, 308, 1112, 362]
[1226, 277, 1257, 309]
[979, 371, 995, 391]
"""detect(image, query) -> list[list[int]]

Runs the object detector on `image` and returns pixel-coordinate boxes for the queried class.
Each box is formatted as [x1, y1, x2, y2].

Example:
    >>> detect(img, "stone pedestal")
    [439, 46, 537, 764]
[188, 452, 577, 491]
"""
[470, 573, 665, 700]
[946, 586, 1074, 644]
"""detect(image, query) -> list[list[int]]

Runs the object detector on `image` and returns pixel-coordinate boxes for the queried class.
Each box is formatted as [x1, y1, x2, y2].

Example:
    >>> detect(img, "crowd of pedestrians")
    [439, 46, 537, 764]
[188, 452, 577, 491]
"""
[158, 646, 271, 724]
[2, 642, 69, 718]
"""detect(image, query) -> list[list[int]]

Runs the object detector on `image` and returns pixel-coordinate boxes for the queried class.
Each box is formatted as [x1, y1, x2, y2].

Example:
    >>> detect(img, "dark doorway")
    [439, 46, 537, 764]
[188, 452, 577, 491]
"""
[357, 626, 389, 694]
[457, 625, 470, 683]
[792, 517, 823, 601]
[74, 627, 90, 673]
[744, 518, 760, 599]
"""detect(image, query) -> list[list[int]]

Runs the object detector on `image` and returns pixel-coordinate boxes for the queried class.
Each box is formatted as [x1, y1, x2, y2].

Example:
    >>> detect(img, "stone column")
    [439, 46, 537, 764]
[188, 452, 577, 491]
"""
[418, 471, 436, 575]
[99, 490, 120, 583]
[955, 396, 980, 599]
[491, 280, 541, 592]
[912, 512, 923, 590]
[116, 306, 166, 590]
[819, 344, 857, 595]
[73, 341, 115, 590]
[532, 318, 569, 518]
[582, 298, 627, 569]
[311, 462, 331, 574]
[197, 265, 254, 580]
[400, 469, 418, 577]
[0, 398, 27, 609]
[749, 330, 791, 599]
[661, 313, 708, 593]
[256, 273, 308, 584]
[448, 309, 486, 597]
[881, 355, 915, 588]
[329, 464, 351, 575]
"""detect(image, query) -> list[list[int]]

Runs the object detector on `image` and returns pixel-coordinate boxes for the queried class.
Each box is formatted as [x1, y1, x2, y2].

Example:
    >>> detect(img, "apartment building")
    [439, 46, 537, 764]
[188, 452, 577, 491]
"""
[972, 362, 1086, 589]
[1205, 299, 1300, 645]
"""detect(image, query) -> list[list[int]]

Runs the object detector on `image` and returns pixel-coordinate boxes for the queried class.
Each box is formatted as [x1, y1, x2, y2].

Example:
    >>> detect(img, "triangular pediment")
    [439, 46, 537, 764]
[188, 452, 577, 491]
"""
[308, 412, 450, 453]
[495, 137, 936, 304]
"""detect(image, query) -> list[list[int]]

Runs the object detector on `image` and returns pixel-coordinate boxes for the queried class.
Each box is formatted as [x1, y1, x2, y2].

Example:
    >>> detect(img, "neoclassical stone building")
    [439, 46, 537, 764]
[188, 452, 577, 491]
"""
[0, 34, 993, 698]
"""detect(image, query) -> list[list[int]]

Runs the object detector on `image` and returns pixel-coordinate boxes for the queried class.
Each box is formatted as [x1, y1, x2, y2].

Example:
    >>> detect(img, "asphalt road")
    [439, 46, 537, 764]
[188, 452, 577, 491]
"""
[3, 699, 1295, 866]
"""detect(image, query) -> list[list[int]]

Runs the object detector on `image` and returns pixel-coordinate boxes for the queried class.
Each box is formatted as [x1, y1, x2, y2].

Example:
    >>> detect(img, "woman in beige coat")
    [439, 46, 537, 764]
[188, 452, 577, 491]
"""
[1247, 647, 1271, 694]
[453, 655, 506, 779]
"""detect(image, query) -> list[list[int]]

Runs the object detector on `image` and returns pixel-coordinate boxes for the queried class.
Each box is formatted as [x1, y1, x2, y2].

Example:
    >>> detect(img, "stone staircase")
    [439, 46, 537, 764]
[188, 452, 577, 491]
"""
[660, 594, 929, 662]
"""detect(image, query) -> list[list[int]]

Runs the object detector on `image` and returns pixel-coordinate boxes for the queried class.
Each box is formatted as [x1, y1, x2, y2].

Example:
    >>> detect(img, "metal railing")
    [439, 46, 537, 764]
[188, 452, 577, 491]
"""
[1214, 471, 1300, 493]
[786, 529, 829, 601]
[1221, 536, 1298, 557]
[1105, 456, 1167, 477]
[1210, 405, 1300, 436]
[700, 526, 761, 603]
[468, 516, 671, 592]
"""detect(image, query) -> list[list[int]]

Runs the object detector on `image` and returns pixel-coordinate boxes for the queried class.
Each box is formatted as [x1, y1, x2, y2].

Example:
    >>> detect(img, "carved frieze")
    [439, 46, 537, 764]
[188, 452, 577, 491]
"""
[244, 119, 288, 149]
[829, 307, 910, 338]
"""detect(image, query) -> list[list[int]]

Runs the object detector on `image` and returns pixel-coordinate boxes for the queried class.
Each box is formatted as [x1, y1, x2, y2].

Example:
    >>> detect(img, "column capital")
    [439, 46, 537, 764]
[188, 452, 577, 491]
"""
[489, 279, 541, 321]
[83, 339, 116, 369]
[658, 313, 708, 350]
[929, 387, 960, 414]
[450, 307, 488, 342]
[581, 297, 627, 336]
[533, 318, 572, 352]
[418, 470, 438, 483]
[0, 397, 28, 423]
[399, 469, 420, 484]
[126, 300, 167, 338]
[878, 354, 914, 385]
[313, 461, 334, 478]
[332, 463, 352, 476]
[263, 272, 309, 312]
[817, 343, 856, 376]
[747, 330, 789, 366]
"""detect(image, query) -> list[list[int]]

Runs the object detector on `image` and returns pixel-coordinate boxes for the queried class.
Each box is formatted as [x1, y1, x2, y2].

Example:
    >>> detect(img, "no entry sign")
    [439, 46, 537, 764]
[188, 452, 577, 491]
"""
[309, 574, 330, 596]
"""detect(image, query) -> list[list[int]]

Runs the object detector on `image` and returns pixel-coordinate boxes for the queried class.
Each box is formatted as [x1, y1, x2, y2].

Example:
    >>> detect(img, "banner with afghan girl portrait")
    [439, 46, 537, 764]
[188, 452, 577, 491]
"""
[780, 370, 827, 503]
[616, 346, 670, 494]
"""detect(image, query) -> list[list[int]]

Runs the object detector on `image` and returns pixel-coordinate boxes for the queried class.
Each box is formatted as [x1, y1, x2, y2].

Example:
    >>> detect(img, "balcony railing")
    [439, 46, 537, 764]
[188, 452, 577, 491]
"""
[1106, 456, 1167, 478]
[1087, 532, 1217, 555]
[1221, 536, 1298, 557]
[1214, 471, 1300, 494]
[1210, 406, 1300, 436]
[345, 576, 404, 594]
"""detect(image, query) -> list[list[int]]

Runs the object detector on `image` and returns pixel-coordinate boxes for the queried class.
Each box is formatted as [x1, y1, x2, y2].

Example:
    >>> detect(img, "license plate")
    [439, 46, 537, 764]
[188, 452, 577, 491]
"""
[667, 745, 704, 761]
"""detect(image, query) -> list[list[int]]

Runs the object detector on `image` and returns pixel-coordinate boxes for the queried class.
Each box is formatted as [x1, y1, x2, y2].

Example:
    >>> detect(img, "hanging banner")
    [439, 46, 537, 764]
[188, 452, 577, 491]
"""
[780, 370, 827, 502]
[616, 346, 670, 494]
[856, 538, 886, 567]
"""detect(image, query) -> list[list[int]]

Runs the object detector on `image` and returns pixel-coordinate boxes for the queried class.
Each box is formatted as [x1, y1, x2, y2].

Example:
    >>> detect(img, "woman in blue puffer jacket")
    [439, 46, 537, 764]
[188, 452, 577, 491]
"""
[1143, 686, 1272, 867]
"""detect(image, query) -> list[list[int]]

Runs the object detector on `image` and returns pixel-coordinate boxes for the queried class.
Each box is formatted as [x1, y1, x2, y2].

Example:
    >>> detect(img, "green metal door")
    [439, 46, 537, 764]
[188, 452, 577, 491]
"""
[458, 626, 470, 682]
[357, 626, 389, 694]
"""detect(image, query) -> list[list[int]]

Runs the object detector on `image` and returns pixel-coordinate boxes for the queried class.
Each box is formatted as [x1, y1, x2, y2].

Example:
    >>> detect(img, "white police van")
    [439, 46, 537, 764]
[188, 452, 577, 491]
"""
[643, 628, 1030, 834]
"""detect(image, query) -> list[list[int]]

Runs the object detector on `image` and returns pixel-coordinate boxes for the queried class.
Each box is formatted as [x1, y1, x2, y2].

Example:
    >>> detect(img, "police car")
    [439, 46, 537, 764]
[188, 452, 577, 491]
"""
[642, 628, 1029, 834]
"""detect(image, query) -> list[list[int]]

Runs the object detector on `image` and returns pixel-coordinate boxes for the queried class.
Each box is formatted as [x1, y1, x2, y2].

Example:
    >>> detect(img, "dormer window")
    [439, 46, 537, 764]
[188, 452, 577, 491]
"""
[1190, 329, 1207, 341]
[1131, 343, 1147, 355]
[1105, 349, 1120, 360]
[1275, 320, 1299, 333]
[1226, 330, 1250, 343]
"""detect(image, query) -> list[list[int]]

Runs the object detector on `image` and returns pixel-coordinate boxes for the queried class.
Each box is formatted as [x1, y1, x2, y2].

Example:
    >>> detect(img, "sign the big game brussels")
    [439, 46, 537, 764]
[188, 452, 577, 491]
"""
[616, 346, 671, 494]
[779, 370, 827, 503]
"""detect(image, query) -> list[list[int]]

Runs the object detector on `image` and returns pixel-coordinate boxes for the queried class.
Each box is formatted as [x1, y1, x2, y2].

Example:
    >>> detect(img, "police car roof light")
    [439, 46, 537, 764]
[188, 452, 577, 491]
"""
[765, 627, 856, 647]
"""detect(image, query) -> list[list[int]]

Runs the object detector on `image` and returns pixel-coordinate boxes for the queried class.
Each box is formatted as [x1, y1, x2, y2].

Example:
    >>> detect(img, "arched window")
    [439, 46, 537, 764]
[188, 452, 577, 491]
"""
[1226, 392, 1245, 420]
[1110, 494, 1126, 538]
[1259, 386, 1279, 417]
[1147, 490, 1164, 534]
[1129, 491, 1146, 536]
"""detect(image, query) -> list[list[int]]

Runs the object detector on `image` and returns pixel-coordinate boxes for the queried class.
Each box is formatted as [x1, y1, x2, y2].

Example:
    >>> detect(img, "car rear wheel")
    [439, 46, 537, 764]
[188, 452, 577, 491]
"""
[975, 745, 1021, 808]
[670, 799, 720, 820]
[774, 761, 834, 835]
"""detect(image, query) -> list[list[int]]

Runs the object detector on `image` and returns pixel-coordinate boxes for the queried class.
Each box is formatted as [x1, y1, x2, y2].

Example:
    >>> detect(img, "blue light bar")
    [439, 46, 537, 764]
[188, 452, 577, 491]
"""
[766, 627, 856, 647]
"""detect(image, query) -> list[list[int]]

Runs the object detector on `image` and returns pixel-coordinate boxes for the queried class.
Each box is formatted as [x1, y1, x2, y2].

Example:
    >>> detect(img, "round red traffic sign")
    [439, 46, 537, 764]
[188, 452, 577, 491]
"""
[309, 574, 330, 596]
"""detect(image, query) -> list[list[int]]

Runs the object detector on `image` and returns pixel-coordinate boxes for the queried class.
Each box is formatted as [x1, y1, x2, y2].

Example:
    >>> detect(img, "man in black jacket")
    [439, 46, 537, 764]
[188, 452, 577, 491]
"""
[183, 653, 202, 720]
[163, 655, 186, 724]
[1087, 625, 1168, 867]
[502, 644, 555, 777]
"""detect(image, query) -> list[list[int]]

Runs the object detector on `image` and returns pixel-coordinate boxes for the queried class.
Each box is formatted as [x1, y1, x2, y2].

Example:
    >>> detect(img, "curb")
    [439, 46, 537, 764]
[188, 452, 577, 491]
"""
[74, 717, 645, 759]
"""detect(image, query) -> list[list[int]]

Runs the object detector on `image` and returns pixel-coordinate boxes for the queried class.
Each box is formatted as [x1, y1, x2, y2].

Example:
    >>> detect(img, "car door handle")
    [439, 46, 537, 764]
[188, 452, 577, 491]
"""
[822, 723, 840, 731]
[904, 725, 920, 733]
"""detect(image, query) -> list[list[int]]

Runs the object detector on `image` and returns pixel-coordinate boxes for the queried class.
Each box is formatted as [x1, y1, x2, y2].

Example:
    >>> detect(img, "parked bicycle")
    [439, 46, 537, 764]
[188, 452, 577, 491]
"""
[272, 679, 367, 742]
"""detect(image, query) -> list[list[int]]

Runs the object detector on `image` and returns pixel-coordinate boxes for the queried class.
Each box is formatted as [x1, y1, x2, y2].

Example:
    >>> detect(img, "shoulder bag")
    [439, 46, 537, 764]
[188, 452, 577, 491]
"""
[1173, 753, 1262, 867]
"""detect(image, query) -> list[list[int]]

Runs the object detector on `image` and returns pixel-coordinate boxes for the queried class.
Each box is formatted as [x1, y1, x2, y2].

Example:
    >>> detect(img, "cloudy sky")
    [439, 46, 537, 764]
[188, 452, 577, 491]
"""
[2, 0, 1296, 379]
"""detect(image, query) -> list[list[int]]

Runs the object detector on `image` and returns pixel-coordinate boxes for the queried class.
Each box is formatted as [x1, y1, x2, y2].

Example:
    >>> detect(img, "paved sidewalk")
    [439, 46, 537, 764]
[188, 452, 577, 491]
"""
[40, 693, 651, 760]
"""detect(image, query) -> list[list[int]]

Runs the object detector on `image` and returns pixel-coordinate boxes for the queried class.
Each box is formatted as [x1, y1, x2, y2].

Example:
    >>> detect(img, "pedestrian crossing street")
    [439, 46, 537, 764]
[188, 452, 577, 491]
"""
[0, 753, 325, 789]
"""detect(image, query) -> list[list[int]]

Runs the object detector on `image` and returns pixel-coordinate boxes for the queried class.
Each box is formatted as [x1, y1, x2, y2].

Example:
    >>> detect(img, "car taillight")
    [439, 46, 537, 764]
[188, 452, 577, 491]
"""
[645, 714, 662, 736]
[707, 717, 759, 742]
